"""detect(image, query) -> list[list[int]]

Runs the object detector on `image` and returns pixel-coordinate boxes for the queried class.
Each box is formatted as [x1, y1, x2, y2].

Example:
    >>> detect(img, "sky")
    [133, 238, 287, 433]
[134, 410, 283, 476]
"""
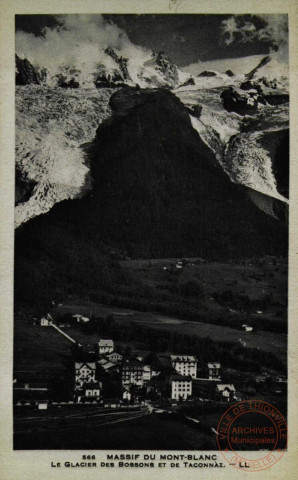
[15, 14, 288, 74]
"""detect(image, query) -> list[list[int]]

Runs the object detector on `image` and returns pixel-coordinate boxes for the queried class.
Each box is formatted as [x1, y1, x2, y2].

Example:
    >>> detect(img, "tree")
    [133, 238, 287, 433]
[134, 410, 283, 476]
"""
[145, 352, 160, 367]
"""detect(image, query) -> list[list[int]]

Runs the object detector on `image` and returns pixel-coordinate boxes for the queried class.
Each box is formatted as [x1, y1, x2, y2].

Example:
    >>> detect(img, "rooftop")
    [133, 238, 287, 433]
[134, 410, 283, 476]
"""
[216, 384, 236, 392]
[106, 352, 122, 358]
[98, 339, 114, 347]
[123, 361, 144, 370]
[208, 363, 221, 369]
[75, 362, 96, 369]
[171, 355, 197, 362]
[101, 362, 117, 370]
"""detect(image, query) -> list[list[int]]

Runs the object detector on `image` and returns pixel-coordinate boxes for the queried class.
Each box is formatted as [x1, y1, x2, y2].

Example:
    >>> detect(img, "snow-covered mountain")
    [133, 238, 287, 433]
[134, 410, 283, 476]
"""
[15, 51, 289, 228]
[16, 48, 185, 90]
[176, 84, 288, 206]
[245, 55, 288, 88]
[15, 87, 113, 227]
[15, 49, 240, 91]
[175, 53, 289, 209]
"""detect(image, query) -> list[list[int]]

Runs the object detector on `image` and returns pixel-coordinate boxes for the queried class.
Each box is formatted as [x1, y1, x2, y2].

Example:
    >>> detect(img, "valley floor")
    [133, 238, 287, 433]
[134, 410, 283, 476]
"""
[13, 255, 287, 450]
[54, 302, 286, 364]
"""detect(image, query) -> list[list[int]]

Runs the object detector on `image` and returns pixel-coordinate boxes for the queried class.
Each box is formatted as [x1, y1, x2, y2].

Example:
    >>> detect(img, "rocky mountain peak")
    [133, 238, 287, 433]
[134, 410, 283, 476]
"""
[15, 47, 183, 89]
[155, 51, 179, 86]
[104, 47, 131, 81]
[16, 54, 47, 86]
[197, 70, 218, 78]
[246, 55, 272, 81]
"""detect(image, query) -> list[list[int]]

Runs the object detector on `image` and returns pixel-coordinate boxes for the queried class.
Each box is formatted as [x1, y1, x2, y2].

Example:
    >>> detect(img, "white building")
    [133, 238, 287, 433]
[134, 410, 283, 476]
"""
[170, 375, 192, 401]
[75, 362, 96, 390]
[208, 363, 221, 380]
[72, 314, 90, 323]
[122, 361, 159, 387]
[216, 384, 236, 402]
[83, 382, 101, 399]
[98, 339, 114, 355]
[122, 362, 144, 387]
[242, 324, 253, 332]
[171, 355, 197, 378]
[80, 316, 90, 323]
[122, 388, 132, 402]
[40, 317, 50, 326]
[106, 352, 123, 363]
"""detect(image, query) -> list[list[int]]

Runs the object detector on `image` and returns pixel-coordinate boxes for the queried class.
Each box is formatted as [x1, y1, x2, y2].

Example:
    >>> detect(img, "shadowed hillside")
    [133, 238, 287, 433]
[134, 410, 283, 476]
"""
[15, 88, 288, 309]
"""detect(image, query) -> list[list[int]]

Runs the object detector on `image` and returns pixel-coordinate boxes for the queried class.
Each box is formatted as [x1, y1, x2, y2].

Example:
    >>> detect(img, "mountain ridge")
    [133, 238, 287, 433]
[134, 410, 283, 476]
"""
[15, 50, 289, 228]
[14, 87, 288, 311]
[16, 49, 184, 90]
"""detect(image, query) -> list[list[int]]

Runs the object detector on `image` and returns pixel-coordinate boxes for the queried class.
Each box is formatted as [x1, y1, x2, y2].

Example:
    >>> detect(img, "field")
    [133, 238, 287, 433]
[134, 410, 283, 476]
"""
[14, 255, 287, 384]
[54, 301, 287, 364]
[14, 316, 72, 375]
[119, 256, 287, 320]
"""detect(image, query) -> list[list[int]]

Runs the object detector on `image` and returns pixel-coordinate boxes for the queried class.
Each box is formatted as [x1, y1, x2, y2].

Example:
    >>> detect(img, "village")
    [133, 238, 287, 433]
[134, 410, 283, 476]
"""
[13, 310, 287, 416]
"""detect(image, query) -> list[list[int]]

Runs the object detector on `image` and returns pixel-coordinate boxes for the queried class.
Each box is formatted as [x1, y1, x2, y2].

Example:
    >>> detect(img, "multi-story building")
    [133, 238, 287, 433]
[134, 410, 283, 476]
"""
[170, 375, 192, 401]
[122, 361, 159, 387]
[75, 362, 96, 390]
[208, 362, 221, 380]
[74, 362, 102, 402]
[122, 361, 144, 387]
[171, 355, 197, 378]
[97, 339, 114, 355]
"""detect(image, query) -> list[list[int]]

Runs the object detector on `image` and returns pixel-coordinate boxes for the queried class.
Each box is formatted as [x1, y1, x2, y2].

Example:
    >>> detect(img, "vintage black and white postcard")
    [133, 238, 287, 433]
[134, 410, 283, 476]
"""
[0, 0, 298, 479]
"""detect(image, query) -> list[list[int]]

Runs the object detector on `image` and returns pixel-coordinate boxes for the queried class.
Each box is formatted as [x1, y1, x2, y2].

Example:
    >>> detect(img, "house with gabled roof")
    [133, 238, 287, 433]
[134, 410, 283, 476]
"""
[122, 387, 132, 402]
[208, 362, 221, 380]
[98, 339, 114, 355]
[97, 358, 119, 373]
[75, 362, 96, 390]
[216, 384, 237, 402]
[122, 360, 159, 387]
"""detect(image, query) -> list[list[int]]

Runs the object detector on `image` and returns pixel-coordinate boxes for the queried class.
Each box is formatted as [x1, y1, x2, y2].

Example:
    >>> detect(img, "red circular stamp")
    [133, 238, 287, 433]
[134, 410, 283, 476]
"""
[217, 400, 287, 472]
